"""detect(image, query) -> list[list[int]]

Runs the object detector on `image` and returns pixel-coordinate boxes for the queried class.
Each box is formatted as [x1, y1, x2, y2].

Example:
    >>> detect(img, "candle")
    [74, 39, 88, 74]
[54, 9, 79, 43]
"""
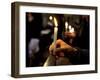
[54, 17, 58, 27]
[49, 16, 53, 20]
[69, 25, 72, 31]
[54, 27, 58, 43]
[53, 17, 58, 53]
[65, 22, 68, 32]
[68, 25, 74, 33]
[70, 27, 74, 33]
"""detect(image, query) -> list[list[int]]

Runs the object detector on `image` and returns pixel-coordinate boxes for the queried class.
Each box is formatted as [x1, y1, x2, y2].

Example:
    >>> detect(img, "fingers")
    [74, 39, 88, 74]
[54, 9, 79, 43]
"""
[56, 39, 63, 44]
[49, 39, 63, 49]
[49, 42, 54, 55]
[55, 52, 65, 59]
[55, 52, 64, 59]
[49, 39, 62, 55]
[49, 39, 67, 54]
[49, 47, 65, 57]
[49, 39, 74, 57]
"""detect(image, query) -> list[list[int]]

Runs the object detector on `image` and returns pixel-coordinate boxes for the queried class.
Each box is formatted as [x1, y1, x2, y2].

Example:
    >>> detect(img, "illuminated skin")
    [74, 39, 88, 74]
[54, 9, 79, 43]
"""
[64, 31, 76, 39]
[49, 39, 77, 58]
[49, 31, 89, 64]
[49, 29, 77, 58]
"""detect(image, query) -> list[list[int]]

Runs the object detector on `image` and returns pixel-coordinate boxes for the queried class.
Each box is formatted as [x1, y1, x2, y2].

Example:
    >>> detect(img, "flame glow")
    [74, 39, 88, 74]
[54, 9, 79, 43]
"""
[70, 27, 74, 33]
[49, 16, 53, 20]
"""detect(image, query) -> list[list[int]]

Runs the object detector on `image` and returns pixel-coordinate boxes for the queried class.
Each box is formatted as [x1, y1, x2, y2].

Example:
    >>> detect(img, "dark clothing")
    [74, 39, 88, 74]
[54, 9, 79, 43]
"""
[65, 48, 89, 65]
[26, 13, 42, 67]
[26, 13, 42, 42]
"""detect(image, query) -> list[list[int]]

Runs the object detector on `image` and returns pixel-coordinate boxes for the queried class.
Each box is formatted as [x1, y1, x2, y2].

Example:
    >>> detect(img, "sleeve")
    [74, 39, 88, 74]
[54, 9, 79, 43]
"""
[64, 48, 89, 65]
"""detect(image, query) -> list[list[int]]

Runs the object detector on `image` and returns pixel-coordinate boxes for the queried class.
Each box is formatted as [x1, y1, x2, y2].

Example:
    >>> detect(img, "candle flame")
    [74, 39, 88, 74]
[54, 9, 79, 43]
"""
[69, 25, 72, 30]
[70, 27, 74, 33]
[65, 22, 68, 32]
[54, 17, 58, 27]
[65, 22, 68, 28]
[49, 16, 53, 20]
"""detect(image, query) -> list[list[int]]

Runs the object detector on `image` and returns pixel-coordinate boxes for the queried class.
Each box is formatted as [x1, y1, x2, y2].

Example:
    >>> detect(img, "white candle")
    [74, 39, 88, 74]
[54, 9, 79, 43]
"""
[53, 17, 58, 53]
[69, 25, 72, 31]
[65, 22, 68, 32]
[54, 17, 58, 27]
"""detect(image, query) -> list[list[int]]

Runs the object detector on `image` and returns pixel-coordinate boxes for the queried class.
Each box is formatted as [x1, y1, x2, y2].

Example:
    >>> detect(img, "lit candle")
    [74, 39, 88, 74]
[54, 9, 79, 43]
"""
[54, 17, 58, 27]
[69, 25, 72, 31]
[69, 27, 74, 44]
[49, 16, 53, 20]
[70, 27, 74, 33]
[54, 27, 58, 43]
[65, 22, 68, 32]
[53, 17, 58, 53]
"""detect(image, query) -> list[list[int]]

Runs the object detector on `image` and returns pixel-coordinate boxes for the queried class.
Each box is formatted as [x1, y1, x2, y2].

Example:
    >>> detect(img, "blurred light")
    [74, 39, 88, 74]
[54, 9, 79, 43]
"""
[65, 22, 68, 32]
[41, 29, 51, 35]
[54, 17, 58, 27]
[69, 25, 72, 30]
[65, 22, 68, 28]
[49, 16, 53, 20]
[70, 27, 74, 33]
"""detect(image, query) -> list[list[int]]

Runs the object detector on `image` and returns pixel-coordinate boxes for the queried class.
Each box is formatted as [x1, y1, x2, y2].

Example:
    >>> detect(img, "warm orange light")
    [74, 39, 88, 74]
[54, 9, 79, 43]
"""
[65, 22, 68, 28]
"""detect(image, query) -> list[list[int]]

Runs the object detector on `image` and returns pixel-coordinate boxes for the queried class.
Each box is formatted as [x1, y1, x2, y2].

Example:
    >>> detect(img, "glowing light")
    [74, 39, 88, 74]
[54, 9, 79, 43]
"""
[70, 27, 74, 33]
[69, 25, 72, 30]
[65, 22, 68, 32]
[49, 16, 53, 20]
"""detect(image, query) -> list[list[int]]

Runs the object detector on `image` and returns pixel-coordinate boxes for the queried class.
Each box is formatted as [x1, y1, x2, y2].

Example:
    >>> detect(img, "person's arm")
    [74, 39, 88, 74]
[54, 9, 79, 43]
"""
[49, 39, 89, 65]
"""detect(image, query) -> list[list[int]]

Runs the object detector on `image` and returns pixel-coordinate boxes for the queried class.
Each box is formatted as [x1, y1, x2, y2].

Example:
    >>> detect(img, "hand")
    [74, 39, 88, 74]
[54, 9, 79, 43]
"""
[49, 39, 77, 58]
[64, 32, 76, 38]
